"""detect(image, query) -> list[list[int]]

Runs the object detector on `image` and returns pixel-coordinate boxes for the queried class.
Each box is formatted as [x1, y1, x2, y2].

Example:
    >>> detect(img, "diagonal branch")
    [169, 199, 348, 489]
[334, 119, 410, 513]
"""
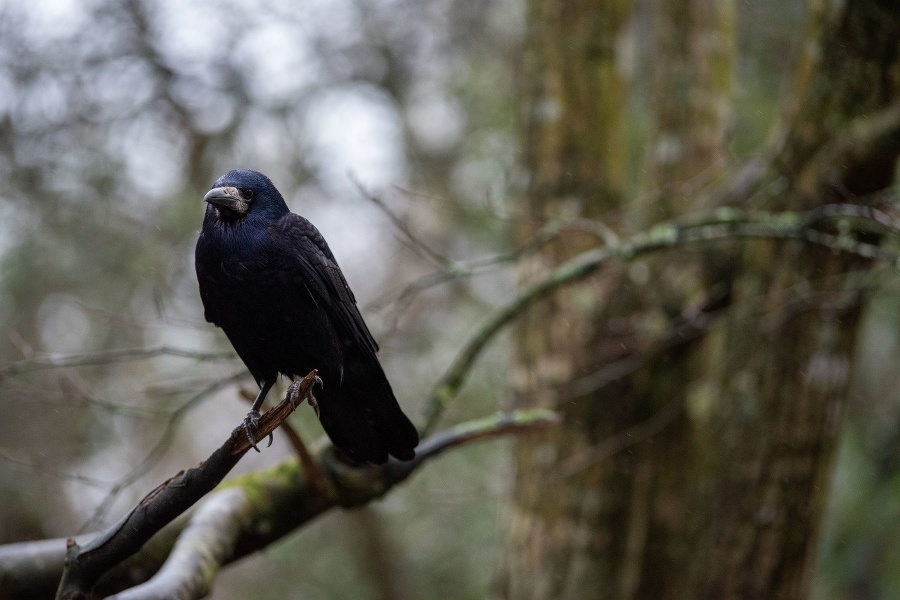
[54, 371, 320, 600]
[0, 408, 559, 600]
[80, 370, 248, 533]
[108, 408, 558, 600]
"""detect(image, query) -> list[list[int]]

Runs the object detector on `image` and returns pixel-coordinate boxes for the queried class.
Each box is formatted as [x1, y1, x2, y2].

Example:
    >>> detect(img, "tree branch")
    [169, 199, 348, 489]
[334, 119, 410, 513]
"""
[109, 408, 558, 600]
[107, 488, 250, 600]
[54, 371, 320, 600]
[80, 370, 248, 533]
[0, 407, 558, 600]
[6, 204, 898, 598]
[421, 205, 900, 433]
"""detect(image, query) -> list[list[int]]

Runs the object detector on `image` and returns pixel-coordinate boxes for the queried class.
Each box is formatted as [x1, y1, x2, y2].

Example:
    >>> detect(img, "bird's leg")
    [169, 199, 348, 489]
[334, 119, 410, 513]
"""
[244, 379, 275, 452]
[290, 374, 323, 418]
[286, 375, 329, 493]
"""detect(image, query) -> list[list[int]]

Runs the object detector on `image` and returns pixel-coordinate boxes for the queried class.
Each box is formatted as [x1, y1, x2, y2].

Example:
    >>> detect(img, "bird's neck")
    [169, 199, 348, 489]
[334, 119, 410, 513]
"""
[205, 210, 271, 248]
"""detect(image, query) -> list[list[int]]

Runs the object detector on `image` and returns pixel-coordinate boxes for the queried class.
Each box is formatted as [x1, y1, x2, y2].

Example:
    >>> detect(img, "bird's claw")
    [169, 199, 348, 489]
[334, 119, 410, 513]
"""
[308, 392, 320, 419]
[309, 375, 322, 418]
[288, 375, 322, 418]
[243, 409, 273, 452]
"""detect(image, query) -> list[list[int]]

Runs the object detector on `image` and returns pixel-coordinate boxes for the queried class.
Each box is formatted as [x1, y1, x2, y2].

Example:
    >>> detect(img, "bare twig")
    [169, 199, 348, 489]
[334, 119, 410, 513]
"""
[800, 202, 900, 231]
[352, 177, 452, 270]
[369, 221, 552, 309]
[0, 346, 234, 379]
[0, 450, 111, 489]
[278, 419, 331, 495]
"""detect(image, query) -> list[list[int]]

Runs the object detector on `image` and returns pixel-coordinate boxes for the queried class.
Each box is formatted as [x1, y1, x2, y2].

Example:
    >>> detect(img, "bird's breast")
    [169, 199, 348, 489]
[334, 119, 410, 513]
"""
[196, 219, 343, 381]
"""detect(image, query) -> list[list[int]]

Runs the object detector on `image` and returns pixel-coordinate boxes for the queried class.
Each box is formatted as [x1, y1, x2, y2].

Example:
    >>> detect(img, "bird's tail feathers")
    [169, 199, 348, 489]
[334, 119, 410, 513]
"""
[316, 363, 419, 464]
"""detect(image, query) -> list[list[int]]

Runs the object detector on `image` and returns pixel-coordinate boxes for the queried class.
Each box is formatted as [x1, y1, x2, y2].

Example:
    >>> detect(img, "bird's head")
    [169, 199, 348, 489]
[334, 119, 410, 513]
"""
[203, 169, 289, 222]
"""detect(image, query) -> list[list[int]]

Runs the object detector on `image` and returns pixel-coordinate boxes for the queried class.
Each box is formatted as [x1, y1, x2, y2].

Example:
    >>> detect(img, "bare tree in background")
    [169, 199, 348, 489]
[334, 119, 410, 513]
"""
[499, 1, 900, 598]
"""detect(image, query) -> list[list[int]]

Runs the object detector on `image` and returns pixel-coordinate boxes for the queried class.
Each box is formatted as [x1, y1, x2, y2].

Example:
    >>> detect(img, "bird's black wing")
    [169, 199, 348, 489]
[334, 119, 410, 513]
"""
[275, 213, 418, 463]
[195, 229, 224, 326]
[273, 213, 380, 357]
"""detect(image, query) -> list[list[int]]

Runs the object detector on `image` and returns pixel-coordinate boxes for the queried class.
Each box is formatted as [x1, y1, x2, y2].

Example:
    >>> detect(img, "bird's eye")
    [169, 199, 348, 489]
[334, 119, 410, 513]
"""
[242, 188, 254, 200]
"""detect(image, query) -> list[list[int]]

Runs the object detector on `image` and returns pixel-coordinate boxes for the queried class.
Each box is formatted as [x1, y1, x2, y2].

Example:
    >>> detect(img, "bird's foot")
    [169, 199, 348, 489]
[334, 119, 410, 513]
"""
[243, 409, 273, 452]
[289, 375, 323, 418]
[287, 380, 303, 408]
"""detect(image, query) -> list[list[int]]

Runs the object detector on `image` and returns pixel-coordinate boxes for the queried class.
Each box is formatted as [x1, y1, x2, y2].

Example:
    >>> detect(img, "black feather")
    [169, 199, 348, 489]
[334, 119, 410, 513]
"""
[195, 169, 418, 463]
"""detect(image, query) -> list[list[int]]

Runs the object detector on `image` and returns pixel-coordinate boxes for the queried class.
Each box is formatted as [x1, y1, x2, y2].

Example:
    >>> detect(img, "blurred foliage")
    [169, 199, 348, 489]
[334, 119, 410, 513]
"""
[0, 0, 897, 598]
[0, 0, 521, 598]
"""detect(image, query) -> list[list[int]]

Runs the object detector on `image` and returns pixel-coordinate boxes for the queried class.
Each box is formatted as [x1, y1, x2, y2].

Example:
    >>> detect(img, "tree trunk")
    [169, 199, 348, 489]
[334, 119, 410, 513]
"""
[498, 2, 900, 599]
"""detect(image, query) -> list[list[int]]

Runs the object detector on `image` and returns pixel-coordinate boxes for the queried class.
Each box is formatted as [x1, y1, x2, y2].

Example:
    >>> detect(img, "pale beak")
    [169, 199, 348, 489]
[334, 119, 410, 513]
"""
[204, 187, 247, 214]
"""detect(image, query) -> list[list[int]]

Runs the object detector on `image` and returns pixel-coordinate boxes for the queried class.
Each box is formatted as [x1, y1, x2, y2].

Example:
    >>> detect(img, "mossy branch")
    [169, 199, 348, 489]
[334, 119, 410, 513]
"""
[54, 371, 321, 600]
[421, 205, 900, 434]
[0, 408, 558, 600]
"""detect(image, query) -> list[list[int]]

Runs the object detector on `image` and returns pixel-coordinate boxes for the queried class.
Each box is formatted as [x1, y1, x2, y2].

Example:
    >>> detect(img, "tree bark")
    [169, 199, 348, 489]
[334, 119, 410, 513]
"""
[498, 2, 900, 599]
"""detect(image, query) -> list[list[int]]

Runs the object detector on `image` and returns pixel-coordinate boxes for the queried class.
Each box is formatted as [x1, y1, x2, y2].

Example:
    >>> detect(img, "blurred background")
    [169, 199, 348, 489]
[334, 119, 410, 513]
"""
[0, 0, 897, 598]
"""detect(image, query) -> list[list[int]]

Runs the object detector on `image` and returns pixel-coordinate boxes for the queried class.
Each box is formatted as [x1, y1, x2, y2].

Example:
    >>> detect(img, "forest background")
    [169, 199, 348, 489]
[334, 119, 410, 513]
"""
[0, 1, 899, 599]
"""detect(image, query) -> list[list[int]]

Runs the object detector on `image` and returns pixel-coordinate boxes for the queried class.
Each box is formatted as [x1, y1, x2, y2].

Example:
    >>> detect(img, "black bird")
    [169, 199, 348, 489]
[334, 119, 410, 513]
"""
[195, 169, 419, 464]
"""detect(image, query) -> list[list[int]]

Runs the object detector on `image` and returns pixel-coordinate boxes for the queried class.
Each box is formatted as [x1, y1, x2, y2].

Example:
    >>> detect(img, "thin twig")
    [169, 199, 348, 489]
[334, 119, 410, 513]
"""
[0, 346, 234, 379]
[352, 176, 452, 270]
[278, 420, 331, 495]
[366, 217, 573, 312]
[0, 450, 112, 489]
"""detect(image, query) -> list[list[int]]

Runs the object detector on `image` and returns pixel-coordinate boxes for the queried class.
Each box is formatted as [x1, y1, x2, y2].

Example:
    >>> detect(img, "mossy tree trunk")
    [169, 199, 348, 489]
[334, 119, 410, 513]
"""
[498, 2, 900, 599]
